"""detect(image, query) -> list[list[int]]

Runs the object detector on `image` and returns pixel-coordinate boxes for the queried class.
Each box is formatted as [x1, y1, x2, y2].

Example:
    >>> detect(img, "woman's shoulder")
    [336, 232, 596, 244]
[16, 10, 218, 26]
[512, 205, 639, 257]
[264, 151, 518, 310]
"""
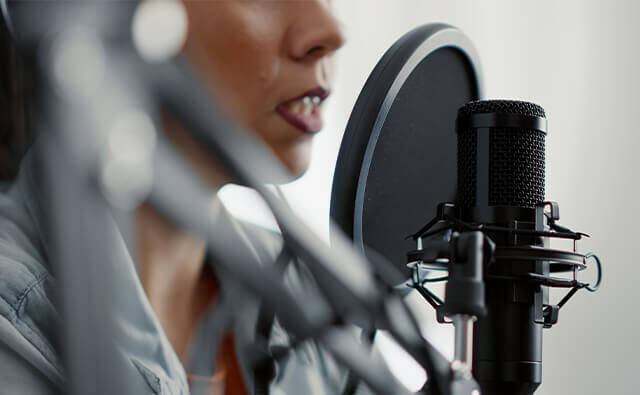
[0, 169, 63, 387]
[0, 160, 190, 393]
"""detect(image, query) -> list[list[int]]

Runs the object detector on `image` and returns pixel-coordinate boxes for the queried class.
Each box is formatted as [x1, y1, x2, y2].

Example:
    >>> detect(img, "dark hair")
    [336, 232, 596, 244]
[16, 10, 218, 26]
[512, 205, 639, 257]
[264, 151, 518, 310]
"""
[0, 16, 33, 180]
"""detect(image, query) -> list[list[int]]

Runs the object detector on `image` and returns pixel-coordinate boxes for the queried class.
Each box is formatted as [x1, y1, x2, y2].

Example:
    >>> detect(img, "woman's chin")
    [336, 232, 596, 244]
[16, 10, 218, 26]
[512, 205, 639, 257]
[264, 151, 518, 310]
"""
[274, 141, 312, 183]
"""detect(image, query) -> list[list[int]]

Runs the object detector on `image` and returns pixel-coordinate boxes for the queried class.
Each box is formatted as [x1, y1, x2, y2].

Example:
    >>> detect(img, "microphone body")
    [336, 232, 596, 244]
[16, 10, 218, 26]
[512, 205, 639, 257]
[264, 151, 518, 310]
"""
[456, 100, 548, 395]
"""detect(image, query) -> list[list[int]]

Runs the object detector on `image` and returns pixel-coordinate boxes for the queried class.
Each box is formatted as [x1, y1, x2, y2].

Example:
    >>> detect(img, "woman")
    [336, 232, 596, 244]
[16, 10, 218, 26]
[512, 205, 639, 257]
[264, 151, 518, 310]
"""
[0, 1, 351, 394]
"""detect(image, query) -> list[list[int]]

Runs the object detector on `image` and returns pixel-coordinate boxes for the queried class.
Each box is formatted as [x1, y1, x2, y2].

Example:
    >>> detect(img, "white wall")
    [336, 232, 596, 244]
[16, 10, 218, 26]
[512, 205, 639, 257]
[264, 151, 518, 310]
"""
[221, 1, 639, 393]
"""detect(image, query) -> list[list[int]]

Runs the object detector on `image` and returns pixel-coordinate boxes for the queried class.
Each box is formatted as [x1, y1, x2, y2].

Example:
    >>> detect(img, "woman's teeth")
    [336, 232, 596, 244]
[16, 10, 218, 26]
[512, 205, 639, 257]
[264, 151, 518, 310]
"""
[288, 96, 322, 116]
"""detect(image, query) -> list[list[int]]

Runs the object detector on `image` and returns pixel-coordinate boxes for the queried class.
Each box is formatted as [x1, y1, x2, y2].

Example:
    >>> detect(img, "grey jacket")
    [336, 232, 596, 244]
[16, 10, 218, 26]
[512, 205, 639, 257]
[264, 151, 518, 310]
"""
[0, 151, 362, 394]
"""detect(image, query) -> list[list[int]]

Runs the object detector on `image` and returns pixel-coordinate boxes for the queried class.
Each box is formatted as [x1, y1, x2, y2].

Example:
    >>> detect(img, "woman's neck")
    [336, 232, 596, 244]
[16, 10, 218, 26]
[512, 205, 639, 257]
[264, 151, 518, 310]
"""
[135, 201, 218, 362]
[135, 113, 233, 363]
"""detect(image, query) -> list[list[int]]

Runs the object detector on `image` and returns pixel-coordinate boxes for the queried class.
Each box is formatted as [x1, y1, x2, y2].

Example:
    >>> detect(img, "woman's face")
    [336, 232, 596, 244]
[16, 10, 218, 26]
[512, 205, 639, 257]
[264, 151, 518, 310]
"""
[182, 0, 345, 178]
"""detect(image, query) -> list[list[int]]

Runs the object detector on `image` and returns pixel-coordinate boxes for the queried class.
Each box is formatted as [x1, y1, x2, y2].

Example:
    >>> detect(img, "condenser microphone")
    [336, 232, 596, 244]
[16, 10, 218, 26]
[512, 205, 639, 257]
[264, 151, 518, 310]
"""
[456, 99, 548, 395]
[331, 23, 601, 394]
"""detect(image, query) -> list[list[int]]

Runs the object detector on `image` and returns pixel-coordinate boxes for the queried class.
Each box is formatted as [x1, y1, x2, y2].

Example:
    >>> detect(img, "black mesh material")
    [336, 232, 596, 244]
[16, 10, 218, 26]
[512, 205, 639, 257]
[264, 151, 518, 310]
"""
[456, 99, 546, 208]
[458, 99, 546, 119]
[457, 129, 477, 207]
[489, 129, 545, 207]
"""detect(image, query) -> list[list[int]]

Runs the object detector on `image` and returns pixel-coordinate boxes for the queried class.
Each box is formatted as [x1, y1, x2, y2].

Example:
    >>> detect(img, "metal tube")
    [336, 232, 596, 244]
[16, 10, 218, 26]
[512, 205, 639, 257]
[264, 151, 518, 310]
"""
[452, 314, 475, 365]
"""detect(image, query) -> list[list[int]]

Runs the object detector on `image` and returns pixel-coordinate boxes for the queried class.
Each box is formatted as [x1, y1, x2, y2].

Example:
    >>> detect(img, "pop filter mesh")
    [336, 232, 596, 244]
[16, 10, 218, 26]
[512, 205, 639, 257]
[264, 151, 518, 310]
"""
[457, 99, 546, 209]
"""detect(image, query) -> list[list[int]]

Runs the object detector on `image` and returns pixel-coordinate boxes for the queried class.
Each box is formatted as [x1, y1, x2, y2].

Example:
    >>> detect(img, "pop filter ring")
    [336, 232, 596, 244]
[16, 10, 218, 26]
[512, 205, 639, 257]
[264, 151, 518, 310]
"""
[353, 26, 483, 251]
[331, 23, 482, 280]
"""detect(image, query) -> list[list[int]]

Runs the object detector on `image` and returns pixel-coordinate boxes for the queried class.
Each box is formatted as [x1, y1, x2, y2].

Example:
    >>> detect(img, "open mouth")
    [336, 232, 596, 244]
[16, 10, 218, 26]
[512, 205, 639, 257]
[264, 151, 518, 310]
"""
[276, 87, 330, 134]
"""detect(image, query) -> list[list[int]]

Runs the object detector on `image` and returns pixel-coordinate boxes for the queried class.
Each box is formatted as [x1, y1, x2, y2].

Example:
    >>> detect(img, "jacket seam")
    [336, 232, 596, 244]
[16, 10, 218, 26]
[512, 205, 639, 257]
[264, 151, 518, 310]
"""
[0, 290, 63, 381]
[15, 270, 48, 314]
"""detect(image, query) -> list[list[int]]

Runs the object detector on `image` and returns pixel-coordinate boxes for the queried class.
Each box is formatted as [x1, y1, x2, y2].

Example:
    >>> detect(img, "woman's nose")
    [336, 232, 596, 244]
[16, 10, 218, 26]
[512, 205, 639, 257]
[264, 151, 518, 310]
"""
[286, 1, 346, 63]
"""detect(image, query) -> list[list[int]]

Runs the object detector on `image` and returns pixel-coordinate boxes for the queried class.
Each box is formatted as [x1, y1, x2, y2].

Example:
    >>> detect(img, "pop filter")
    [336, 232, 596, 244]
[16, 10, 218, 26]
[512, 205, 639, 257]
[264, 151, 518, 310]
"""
[331, 24, 482, 281]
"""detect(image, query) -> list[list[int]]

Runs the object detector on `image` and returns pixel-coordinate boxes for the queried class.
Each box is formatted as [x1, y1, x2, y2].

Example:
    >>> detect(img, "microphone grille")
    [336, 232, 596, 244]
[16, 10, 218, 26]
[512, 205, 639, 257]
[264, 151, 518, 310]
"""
[489, 128, 545, 208]
[457, 127, 478, 208]
[456, 99, 546, 209]
[458, 99, 546, 119]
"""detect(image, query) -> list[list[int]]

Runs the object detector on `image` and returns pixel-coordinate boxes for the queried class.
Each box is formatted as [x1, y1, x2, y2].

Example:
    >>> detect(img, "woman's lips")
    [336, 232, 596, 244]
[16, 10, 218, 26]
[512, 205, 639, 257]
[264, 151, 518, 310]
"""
[276, 87, 330, 134]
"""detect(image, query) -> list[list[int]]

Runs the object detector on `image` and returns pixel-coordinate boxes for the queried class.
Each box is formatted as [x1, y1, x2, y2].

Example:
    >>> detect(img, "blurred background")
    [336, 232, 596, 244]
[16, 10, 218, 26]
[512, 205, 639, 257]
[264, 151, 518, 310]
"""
[219, 1, 637, 394]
